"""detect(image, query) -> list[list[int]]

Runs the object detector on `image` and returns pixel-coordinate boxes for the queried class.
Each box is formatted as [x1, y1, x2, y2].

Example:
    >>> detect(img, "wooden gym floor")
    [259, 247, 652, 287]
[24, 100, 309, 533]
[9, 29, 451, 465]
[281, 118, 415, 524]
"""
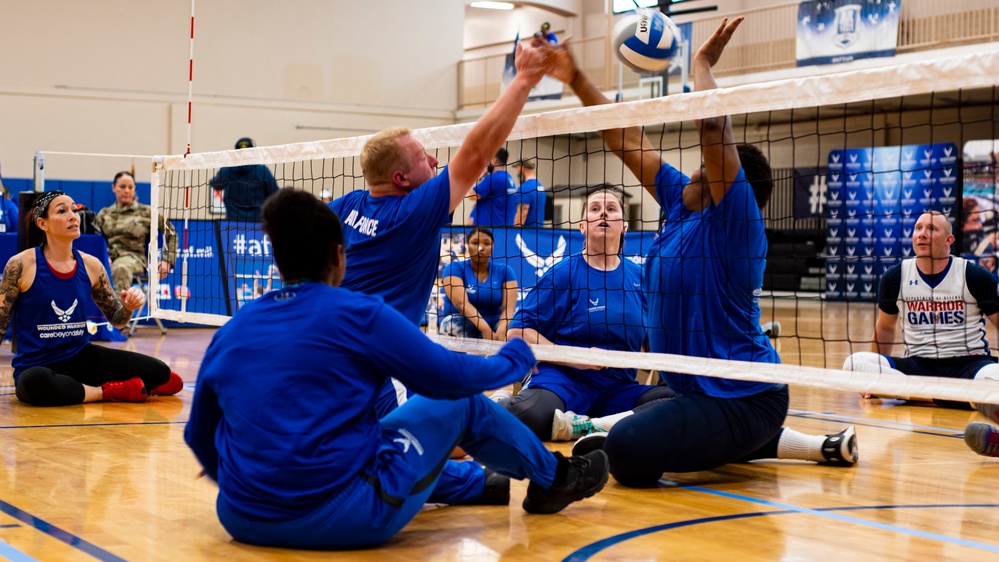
[0, 298, 996, 561]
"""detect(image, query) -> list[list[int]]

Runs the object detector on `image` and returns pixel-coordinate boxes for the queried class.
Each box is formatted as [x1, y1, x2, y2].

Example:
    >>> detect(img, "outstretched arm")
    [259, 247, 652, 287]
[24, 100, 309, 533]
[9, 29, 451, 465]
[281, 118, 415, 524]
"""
[447, 43, 553, 212]
[693, 17, 744, 206]
[532, 37, 664, 201]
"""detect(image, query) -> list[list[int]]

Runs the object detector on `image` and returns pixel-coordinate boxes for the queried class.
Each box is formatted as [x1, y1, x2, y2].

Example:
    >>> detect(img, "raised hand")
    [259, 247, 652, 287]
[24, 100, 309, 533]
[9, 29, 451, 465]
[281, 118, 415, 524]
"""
[529, 36, 578, 84]
[694, 16, 744, 69]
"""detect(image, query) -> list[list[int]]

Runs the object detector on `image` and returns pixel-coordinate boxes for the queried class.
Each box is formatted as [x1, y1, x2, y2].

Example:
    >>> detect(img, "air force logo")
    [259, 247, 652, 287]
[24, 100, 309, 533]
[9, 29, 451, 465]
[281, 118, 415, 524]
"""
[516, 234, 566, 277]
[392, 428, 424, 455]
[51, 299, 79, 323]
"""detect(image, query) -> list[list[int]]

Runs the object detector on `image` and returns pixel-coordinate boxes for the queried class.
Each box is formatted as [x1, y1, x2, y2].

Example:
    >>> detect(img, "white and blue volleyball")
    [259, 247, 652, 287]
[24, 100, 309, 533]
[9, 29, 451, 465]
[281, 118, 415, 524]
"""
[612, 9, 679, 74]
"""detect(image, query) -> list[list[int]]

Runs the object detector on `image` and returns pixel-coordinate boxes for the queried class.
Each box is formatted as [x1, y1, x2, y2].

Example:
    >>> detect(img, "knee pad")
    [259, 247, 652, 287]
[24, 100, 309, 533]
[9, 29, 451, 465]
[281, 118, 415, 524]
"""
[506, 388, 565, 441]
[842, 352, 894, 374]
[975, 363, 999, 383]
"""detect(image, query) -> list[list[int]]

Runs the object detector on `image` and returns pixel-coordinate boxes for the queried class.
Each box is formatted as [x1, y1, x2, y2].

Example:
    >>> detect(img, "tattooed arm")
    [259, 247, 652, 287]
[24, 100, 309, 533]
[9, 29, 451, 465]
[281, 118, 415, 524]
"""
[85, 254, 142, 329]
[0, 257, 26, 338]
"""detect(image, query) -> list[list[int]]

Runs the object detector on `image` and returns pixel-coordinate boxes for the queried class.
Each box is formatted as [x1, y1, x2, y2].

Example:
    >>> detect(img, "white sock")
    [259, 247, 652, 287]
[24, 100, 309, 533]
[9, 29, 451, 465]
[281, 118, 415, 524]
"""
[590, 410, 634, 432]
[776, 428, 827, 462]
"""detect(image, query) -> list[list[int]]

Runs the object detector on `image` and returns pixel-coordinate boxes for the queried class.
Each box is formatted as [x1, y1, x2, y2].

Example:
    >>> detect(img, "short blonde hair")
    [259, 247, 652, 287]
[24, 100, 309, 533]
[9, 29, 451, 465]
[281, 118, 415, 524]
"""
[361, 127, 411, 185]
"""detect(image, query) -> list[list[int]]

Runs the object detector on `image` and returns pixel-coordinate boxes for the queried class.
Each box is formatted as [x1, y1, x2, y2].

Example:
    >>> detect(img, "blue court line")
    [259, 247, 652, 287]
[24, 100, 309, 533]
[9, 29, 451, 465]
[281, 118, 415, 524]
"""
[0, 539, 37, 562]
[564, 497, 999, 561]
[0, 421, 185, 430]
[0, 498, 126, 561]
[788, 408, 967, 435]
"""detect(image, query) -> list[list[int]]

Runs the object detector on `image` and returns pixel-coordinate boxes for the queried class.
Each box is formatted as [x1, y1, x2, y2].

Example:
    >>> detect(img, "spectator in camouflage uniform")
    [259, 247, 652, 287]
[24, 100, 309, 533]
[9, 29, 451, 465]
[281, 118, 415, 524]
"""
[95, 171, 178, 293]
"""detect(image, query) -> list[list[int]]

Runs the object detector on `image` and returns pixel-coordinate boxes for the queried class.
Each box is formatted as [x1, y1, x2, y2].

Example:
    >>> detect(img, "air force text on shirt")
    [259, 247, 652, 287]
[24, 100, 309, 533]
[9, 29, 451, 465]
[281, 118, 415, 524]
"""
[905, 299, 965, 325]
[342, 210, 379, 237]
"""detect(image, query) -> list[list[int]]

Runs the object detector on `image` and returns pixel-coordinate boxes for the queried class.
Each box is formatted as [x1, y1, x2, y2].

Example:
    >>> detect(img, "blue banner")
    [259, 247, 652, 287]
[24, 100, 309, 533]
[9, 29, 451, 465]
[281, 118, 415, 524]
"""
[796, 0, 901, 67]
[825, 142, 959, 301]
[793, 167, 828, 218]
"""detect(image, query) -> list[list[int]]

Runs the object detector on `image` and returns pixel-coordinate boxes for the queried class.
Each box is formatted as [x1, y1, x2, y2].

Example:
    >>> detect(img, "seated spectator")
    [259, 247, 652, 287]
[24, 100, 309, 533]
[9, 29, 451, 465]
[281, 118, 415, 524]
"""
[0, 191, 182, 406]
[0, 183, 18, 233]
[96, 171, 178, 294]
[439, 226, 517, 340]
[962, 196, 985, 255]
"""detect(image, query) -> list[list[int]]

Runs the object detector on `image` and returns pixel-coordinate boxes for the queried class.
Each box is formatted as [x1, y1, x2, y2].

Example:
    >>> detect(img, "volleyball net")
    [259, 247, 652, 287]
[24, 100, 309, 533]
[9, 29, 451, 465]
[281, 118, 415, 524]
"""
[150, 45, 999, 405]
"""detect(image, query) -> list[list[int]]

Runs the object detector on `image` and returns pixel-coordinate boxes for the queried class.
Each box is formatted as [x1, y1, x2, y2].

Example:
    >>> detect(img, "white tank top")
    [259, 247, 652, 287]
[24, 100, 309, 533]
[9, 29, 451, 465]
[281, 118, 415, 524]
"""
[898, 257, 989, 357]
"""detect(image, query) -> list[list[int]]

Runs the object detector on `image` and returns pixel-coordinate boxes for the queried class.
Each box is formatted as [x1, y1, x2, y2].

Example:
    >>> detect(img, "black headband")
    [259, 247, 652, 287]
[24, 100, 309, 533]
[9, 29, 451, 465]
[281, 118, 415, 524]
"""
[32, 190, 66, 220]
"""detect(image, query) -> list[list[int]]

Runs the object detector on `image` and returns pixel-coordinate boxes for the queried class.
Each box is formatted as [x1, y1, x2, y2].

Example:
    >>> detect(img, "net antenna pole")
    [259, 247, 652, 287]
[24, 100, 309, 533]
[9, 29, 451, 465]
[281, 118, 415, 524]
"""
[179, 0, 196, 315]
[33, 152, 45, 193]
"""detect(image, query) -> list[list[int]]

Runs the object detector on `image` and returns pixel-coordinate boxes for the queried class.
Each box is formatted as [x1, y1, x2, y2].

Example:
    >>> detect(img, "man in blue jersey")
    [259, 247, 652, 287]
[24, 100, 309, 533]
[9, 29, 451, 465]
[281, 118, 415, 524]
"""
[328, 40, 558, 504]
[468, 148, 519, 226]
[514, 159, 547, 228]
[535, 18, 858, 484]
[185, 189, 608, 550]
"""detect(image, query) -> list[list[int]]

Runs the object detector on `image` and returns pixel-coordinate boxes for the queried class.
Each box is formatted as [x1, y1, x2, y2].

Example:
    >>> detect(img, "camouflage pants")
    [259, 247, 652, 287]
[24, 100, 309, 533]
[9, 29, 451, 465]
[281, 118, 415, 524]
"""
[109, 254, 146, 294]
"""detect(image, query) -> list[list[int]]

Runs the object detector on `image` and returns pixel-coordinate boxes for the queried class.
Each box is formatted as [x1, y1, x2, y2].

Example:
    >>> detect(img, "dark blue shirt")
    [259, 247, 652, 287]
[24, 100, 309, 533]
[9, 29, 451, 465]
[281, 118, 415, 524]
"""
[184, 282, 535, 520]
[646, 163, 779, 398]
[12, 247, 90, 377]
[329, 168, 451, 325]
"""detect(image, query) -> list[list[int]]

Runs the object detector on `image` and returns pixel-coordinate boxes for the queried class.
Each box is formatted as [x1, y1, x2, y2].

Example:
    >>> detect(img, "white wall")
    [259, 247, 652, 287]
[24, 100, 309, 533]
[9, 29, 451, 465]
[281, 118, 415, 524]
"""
[1, 0, 465, 180]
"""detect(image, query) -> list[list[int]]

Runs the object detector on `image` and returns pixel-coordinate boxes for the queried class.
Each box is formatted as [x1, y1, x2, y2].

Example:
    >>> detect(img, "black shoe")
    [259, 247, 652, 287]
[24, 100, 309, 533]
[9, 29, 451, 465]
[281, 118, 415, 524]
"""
[571, 432, 608, 457]
[478, 468, 511, 505]
[820, 426, 858, 466]
[522, 450, 609, 514]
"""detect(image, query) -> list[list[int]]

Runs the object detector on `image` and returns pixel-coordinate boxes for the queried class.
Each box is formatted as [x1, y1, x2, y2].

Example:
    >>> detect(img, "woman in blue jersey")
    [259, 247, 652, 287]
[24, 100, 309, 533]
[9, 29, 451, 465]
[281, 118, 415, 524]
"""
[505, 188, 673, 441]
[0, 191, 180, 406]
[439, 226, 517, 340]
[184, 189, 608, 550]
[537, 19, 858, 484]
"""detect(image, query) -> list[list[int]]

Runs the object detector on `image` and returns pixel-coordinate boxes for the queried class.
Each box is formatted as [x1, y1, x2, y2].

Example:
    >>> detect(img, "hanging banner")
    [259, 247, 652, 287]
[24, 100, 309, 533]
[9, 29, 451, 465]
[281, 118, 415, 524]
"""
[796, 0, 902, 67]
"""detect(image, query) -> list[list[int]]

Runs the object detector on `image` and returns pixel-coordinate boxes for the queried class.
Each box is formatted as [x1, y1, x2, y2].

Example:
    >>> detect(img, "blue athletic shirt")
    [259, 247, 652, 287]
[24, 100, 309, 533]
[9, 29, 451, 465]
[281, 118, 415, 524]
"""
[519, 178, 547, 228]
[646, 163, 779, 398]
[472, 170, 517, 226]
[12, 247, 91, 378]
[440, 259, 516, 328]
[184, 282, 536, 521]
[510, 254, 645, 385]
[329, 166, 451, 325]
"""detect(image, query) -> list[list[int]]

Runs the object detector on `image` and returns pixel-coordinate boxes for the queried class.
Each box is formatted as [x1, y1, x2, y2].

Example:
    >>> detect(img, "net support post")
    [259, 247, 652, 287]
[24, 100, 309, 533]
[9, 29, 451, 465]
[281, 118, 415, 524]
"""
[32, 151, 45, 193]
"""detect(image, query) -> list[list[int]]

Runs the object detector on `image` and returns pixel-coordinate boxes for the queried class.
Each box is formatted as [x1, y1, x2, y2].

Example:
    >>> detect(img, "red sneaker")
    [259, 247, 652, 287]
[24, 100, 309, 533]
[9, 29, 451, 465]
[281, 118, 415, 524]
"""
[101, 377, 147, 402]
[150, 372, 183, 396]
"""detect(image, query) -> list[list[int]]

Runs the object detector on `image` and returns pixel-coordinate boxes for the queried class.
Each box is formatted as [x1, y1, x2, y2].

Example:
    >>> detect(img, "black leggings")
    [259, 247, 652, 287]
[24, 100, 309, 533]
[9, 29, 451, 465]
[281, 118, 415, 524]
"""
[15, 344, 171, 407]
[604, 385, 789, 487]
[506, 385, 676, 441]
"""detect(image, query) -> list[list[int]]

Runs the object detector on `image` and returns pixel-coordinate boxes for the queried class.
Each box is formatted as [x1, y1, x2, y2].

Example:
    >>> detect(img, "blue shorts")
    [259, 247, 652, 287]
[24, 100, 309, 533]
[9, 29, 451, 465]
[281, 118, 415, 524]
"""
[217, 394, 557, 550]
[525, 363, 655, 417]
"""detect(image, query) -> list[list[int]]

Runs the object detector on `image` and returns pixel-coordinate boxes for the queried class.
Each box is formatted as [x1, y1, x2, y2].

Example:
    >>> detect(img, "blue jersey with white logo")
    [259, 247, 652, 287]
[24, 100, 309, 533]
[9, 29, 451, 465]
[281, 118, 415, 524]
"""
[646, 163, 779, 398]
[472, 170, 518, 226]
[12, 247, 91, 377]
[329, 167, 451, 325]
[440, 259, 516, 328]
[510, 254, 644, 384]
[185, 282, 535, 520]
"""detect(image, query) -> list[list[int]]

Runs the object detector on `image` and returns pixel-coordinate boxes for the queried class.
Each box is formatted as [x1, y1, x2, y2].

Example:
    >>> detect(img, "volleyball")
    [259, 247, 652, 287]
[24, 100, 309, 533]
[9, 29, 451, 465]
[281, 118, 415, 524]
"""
[612, 9, 679, 74]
